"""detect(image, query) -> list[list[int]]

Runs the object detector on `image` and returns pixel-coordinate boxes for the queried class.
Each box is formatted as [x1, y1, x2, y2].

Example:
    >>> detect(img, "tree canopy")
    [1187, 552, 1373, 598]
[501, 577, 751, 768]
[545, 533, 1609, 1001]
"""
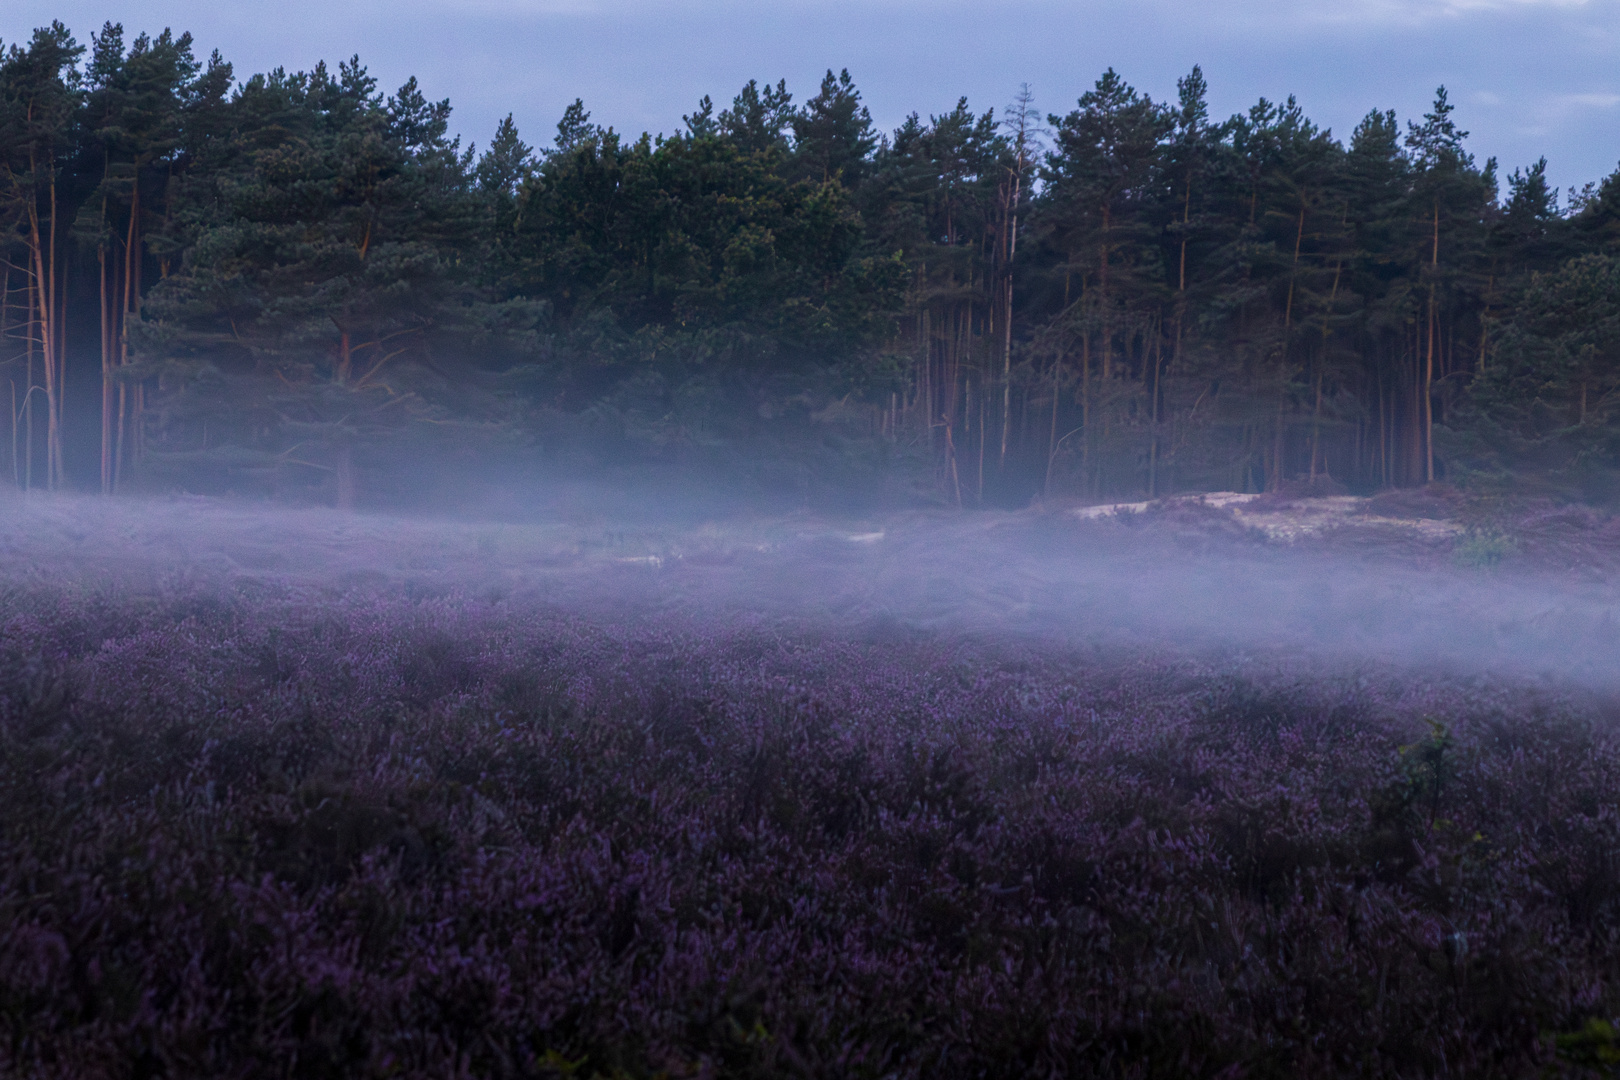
[2, 24, 1618, 506]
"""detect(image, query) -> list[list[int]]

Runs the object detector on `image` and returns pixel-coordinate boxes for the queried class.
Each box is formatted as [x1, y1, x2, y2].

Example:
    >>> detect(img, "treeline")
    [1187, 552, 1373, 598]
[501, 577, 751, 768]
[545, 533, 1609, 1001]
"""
[3, 20, 1619, 507]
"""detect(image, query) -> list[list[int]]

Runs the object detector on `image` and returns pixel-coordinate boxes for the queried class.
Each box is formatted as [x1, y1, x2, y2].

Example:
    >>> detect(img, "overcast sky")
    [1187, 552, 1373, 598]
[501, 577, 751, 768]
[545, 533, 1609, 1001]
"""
[6, 0, 1618, 196]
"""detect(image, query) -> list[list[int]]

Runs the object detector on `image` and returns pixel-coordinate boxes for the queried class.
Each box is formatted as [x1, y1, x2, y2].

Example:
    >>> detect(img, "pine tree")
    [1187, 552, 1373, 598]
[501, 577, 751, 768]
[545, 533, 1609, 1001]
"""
[77, 24, 205, 492]
[792, 69, 875, 185]
[135, 59, 496, 506]
[551, 99, 597, 156]
[1453, 252, 1620, 493]
[718, 80, 794, 156]
[1404, 86, 1493, 481]
[0, 22, 83, 490]
[1042, 69, 1172, 493]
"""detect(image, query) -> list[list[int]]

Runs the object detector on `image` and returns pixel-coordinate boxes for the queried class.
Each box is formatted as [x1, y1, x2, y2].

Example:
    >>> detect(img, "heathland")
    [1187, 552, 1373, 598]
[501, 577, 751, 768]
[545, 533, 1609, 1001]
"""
[3, 489, 1620, 1076]
[6, 18, 1620, 1078]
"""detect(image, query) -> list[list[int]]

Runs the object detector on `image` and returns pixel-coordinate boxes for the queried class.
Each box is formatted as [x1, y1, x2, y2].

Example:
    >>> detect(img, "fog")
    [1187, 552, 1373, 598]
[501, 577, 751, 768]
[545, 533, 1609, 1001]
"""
[3, 485, 1617, 690]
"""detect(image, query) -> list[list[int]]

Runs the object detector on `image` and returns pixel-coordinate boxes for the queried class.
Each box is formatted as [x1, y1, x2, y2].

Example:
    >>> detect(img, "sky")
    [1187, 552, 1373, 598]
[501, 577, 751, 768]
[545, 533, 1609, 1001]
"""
[6, 0, 1619, 197]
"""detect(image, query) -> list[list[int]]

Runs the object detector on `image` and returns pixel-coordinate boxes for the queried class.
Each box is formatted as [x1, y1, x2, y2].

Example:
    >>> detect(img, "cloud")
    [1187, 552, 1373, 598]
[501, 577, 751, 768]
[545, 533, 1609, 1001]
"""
[1556, 90, 1620, 106]
[1499, 89, 1618, 138]
[1432, 0, 1589, 9]
[410, 0, 605, 12]
[1265, 0, 1594, 26]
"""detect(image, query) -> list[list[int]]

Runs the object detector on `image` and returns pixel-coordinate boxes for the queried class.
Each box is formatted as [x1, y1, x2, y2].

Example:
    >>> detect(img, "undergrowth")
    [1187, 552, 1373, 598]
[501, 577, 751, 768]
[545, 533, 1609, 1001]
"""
[1, 580, 1617, 1077]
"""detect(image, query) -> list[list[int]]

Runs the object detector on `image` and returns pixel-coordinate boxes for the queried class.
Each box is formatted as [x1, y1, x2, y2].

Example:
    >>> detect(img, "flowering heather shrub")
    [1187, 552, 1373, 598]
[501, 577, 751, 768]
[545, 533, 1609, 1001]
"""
[2, 571, 1619, 1079]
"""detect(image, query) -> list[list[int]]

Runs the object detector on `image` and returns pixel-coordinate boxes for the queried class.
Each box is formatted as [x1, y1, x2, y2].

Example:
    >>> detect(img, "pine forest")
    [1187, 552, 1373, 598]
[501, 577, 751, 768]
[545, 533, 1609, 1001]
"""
[2, 20, 1619, 509]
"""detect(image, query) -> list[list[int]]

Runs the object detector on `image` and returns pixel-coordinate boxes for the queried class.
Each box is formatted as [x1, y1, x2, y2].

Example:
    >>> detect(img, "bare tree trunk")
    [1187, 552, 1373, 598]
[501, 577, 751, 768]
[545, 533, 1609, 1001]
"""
[1080, 330, 1092, 497]
[1310, 260, 1342, 484]
[965, 370, 974, 495]
[55, 229, 67, 487]
[335, 324, 353, 385]
[1424, 199, 1439, 484]
[998, 180, 1019, 470]
[1424, 294, 1436, 484]
[1045, 346, 1061, 497]
[24, 274, 35, 492]
[26, 153, 64, 490]
[1018, 374, 1029, 459]
[335, 443, 356, 511]
[27, 230, 54, 488]
[134, 383, 146, 464]
[1410, 345, 1424, 485]
[0, 265, 10, 488]
[126, 181, 146, 471]
[49, 168, 63, 490]
[100, 240, 112, 494]
[1272, 201, 1307, 491]
[1309, 366, 1324, 481]
[1045, 274, 1071, 499]
[1098, 214, 1111, 382]
[999, 270, 1012, 470]
[1376, 369, 1386, 488]
[1148, 322, 1162, 497]
[976, 373, 986, 503]
[113, 388, 127, 491]
[919, 303, 930, 444]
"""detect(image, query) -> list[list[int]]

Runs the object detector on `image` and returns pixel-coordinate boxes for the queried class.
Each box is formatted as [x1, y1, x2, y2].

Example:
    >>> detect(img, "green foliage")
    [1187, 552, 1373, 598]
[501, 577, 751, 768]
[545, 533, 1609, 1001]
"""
[1452, 526, 1519, 568]
[1448, 254, 1620, 495]
[1397, 718, 1454, 827]
[3, 23, 1620, 505]
[1553, 1017, 1620, 1073]
[129, 59, 531, 499]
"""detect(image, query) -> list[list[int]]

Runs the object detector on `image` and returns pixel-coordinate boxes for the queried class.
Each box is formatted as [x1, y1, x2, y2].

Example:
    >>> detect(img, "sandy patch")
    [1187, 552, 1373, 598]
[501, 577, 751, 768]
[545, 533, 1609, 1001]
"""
[1070, 491, 1466, 542]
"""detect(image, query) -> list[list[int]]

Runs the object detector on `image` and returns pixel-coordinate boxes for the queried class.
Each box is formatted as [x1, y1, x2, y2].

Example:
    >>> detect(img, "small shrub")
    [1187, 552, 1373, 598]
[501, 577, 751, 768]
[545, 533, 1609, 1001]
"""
[1453, 526, 1520, 568]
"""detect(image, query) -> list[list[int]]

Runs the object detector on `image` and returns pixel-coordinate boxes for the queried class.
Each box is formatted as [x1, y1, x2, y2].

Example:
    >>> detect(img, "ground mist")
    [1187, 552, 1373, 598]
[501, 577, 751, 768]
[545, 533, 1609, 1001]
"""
[2, 491, 1619, 1077]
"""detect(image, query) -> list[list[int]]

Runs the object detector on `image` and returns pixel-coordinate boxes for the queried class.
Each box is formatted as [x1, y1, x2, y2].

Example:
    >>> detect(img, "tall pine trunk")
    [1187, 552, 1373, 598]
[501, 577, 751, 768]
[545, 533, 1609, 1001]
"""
[1272, 201, 1307, 491]
[1, 267, 8, 487]
[25, 151, 64, 490]
[25, 275, 36, 490]
[998, 175, 1020, 470]
[121, 179, 143, 476]
[1424, 199, 1439, 483]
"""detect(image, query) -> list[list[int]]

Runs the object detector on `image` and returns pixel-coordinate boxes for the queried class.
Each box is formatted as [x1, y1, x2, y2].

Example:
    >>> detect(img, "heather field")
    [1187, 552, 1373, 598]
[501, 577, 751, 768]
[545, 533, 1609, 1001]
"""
[4, 491, 1620, 1078]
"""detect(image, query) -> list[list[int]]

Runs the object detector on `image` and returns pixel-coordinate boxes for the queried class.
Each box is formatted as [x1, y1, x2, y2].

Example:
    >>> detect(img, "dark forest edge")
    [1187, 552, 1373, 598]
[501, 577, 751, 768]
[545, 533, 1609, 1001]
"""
[2, 20, 1619, 512]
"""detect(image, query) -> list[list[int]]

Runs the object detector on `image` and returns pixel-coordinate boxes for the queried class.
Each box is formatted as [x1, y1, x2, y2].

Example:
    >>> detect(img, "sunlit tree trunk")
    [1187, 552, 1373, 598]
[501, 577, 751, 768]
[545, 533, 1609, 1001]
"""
[24, 275, 36, 491]
[25, 147, 64, 490]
